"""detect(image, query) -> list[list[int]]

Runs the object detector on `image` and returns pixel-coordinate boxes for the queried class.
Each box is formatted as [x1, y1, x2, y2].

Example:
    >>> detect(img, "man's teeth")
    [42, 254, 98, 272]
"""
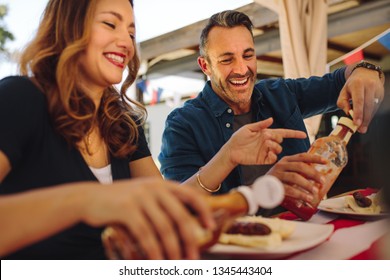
[230, 78, 248, 85]
[105, 54, 125, 64]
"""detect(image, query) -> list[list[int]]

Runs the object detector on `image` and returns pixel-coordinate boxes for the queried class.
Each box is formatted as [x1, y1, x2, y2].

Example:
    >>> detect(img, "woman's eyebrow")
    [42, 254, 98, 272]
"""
[101, 11, 135, 28]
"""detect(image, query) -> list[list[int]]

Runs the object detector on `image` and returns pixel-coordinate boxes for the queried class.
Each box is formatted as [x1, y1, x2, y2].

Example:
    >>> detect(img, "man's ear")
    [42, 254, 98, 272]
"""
[197, 56, 210, 76]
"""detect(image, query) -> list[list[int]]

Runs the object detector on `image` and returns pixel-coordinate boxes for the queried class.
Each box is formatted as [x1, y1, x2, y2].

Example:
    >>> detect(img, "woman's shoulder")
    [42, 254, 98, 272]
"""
[0, 76, 47, 118]
[0, 75, 45, 102]
[1, 75, 40, 90]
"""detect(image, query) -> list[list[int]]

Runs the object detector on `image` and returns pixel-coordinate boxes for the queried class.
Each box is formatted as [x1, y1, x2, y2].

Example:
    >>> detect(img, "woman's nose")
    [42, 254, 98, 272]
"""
[117, 29, 134, 54]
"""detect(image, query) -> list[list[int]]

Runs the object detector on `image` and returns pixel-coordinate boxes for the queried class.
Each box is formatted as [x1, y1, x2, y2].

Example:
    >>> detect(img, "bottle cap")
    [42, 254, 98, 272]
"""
[252, 175, 285, 209]
[338, 117, 358, 133]
[236, 186, 258, 215]
[237, 175, 285, 215]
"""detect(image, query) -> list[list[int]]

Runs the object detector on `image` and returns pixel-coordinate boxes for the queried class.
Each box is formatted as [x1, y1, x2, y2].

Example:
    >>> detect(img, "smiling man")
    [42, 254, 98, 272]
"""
[158, 10, 384, 214]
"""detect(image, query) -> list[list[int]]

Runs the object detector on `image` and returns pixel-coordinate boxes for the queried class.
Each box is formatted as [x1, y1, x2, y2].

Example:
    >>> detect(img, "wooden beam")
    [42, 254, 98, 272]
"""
[143, 0, 390, 78]
[327, 41, 382, 61]
[256, 55, 283, 64]
[139, 2, 278, 61]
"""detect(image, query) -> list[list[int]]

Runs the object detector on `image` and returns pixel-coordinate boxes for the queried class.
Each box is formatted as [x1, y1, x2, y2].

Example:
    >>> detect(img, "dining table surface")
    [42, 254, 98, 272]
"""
[204, 188, 390, 260]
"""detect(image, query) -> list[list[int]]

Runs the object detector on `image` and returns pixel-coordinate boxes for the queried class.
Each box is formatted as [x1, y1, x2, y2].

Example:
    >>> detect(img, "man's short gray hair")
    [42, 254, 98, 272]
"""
[199, 10, 254, 59]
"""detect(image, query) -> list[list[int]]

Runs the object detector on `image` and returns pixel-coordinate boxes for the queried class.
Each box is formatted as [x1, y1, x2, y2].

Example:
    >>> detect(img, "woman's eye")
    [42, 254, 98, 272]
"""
[103, 22, 115, 29]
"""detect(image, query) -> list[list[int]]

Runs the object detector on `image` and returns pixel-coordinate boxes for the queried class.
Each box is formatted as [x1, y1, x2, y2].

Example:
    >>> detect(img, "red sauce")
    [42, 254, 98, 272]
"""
[282, 197, 317, 221]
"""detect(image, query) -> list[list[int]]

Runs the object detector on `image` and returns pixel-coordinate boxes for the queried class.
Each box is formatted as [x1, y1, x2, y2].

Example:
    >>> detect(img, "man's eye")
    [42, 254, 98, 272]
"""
[221, 59, 232, 64]
[103, 22, 115, 29]
[244, 54, 254, 59]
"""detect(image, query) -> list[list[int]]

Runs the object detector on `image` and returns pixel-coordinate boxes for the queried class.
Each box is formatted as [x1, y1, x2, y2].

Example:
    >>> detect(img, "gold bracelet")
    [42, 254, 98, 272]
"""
[196, 171, 221, 193]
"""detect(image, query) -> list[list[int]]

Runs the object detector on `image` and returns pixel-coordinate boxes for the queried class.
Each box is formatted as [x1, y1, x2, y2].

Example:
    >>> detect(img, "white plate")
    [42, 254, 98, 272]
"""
[318, 195, 388, 219]
[205, 221, 334, 259]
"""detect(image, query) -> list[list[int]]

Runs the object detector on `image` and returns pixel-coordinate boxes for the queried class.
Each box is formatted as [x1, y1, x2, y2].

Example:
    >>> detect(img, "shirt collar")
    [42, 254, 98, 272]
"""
[200, 81, 230, 117]
[252, 84, 263, 103]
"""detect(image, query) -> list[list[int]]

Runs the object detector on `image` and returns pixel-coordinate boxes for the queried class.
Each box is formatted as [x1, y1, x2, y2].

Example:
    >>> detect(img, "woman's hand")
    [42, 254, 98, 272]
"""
[82, 178, 215, 260]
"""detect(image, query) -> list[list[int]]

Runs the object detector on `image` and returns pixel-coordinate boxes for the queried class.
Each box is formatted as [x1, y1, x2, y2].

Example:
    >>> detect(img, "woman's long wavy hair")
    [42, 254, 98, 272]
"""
[19, 0, 145, 158]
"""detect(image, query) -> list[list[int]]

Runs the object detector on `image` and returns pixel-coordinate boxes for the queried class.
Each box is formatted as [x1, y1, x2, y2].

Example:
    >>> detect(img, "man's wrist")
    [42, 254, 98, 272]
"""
[351, 60, 384, 80]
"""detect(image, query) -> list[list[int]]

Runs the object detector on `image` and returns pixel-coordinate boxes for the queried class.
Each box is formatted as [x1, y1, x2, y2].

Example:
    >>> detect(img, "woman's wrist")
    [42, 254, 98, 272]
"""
[196, 168, 221, 193]
[74, 182, 101, 224]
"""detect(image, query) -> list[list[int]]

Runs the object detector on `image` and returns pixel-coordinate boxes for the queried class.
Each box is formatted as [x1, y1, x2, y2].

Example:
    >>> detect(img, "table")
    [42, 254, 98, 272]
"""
[205, 188, 390, 260]
[280, 188, 389, 259]
[283, 211, 389, 259]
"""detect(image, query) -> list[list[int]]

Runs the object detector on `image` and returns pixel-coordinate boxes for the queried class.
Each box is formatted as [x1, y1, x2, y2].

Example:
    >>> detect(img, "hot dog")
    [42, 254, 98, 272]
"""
[225, 221, 271, 236]
[344, 191, 382, 214]
[218, 216, 295, 248]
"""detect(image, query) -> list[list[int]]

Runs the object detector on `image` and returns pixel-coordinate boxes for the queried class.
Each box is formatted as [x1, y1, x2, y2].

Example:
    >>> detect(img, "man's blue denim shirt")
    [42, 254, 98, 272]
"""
[159, 68, 346, 194]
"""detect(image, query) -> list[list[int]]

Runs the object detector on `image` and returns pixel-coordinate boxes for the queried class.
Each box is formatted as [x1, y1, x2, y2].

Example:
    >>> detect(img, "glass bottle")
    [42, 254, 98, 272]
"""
[281, 111, 358, 220]
[102, 175, 284, 259]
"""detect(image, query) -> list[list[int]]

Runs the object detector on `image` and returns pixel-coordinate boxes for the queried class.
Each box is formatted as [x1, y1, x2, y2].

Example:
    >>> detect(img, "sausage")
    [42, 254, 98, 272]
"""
[352, 191, 372, 208]
[225, 221, 271, 236]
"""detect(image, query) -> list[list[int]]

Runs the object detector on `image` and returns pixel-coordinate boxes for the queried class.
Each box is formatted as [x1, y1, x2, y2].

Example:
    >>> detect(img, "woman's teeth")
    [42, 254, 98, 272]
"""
[105, 53, 125, 64]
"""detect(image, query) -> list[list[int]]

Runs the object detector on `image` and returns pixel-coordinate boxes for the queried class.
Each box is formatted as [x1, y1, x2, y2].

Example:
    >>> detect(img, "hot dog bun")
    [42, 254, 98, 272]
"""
[344, 195, 381, 214]
[218, 216, 295, 248]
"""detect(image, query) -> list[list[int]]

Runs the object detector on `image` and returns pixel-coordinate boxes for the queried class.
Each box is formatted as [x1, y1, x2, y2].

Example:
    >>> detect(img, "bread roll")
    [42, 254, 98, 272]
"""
[218, 216, 295, 248]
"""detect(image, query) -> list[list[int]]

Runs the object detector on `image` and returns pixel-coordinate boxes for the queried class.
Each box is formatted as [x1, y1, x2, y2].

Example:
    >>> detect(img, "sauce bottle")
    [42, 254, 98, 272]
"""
[281, 111, 358, 220]
[102, 175, 284, 259]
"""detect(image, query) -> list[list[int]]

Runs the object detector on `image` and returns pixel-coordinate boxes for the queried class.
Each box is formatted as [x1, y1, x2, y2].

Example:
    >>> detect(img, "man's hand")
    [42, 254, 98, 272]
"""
[337, 65, 385, 133]
[227, 118, 307, 166]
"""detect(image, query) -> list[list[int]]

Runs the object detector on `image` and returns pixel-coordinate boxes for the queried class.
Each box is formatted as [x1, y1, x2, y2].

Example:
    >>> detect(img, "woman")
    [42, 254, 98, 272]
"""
[0, 0, 214, 259]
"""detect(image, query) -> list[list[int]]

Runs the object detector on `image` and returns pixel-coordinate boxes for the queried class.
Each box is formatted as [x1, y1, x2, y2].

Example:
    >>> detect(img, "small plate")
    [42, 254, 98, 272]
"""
[205, 221, 334, 259]
[318, 195, 388, 219]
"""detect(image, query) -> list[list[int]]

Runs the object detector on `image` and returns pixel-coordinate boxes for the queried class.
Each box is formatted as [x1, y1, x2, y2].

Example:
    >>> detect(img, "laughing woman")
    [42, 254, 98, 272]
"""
[0, 0, 214, 260]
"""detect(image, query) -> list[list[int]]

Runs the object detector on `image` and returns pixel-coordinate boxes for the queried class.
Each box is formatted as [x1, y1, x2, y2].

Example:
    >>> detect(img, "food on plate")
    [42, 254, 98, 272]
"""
[352, 191, 372, 207]
[102, 216, 297, 258]
[344, 191, 381, 214]
[218, 216, 295, 249]
[225, 220, 272, 235]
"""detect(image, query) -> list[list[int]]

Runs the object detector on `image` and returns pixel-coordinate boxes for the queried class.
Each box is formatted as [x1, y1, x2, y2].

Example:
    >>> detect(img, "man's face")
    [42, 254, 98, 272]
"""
[198, 25, 257, 114]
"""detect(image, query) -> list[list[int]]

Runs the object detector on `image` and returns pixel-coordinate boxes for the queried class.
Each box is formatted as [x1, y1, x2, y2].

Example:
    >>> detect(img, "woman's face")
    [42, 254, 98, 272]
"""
[78, 0, 135, 94]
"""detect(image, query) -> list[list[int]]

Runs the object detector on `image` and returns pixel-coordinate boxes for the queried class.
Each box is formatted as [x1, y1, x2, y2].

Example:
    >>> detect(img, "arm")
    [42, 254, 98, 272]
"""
[128, 122, 162, 178]
[0, 181, 92, 257]
[183, 118, 307, 193]
[338, 61, 385, 133]
[129, 156, 162, 178]
[0, 179, 215, 260]
[0, 151, 214, 259]
[0, 151, 11, 182]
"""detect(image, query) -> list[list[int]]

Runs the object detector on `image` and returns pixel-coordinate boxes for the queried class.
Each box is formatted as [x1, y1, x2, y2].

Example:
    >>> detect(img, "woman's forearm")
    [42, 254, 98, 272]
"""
[0, 182, 94, 257]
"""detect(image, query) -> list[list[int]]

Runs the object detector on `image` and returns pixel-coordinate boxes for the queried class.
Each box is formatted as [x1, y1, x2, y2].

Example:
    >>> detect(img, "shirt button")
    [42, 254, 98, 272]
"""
[227, 108, 232, 114]
[226, 123, 231, 128]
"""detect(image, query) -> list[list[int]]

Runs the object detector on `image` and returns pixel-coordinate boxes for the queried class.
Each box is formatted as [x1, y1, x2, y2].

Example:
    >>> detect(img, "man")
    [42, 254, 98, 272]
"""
[159, 10, 384, 211]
